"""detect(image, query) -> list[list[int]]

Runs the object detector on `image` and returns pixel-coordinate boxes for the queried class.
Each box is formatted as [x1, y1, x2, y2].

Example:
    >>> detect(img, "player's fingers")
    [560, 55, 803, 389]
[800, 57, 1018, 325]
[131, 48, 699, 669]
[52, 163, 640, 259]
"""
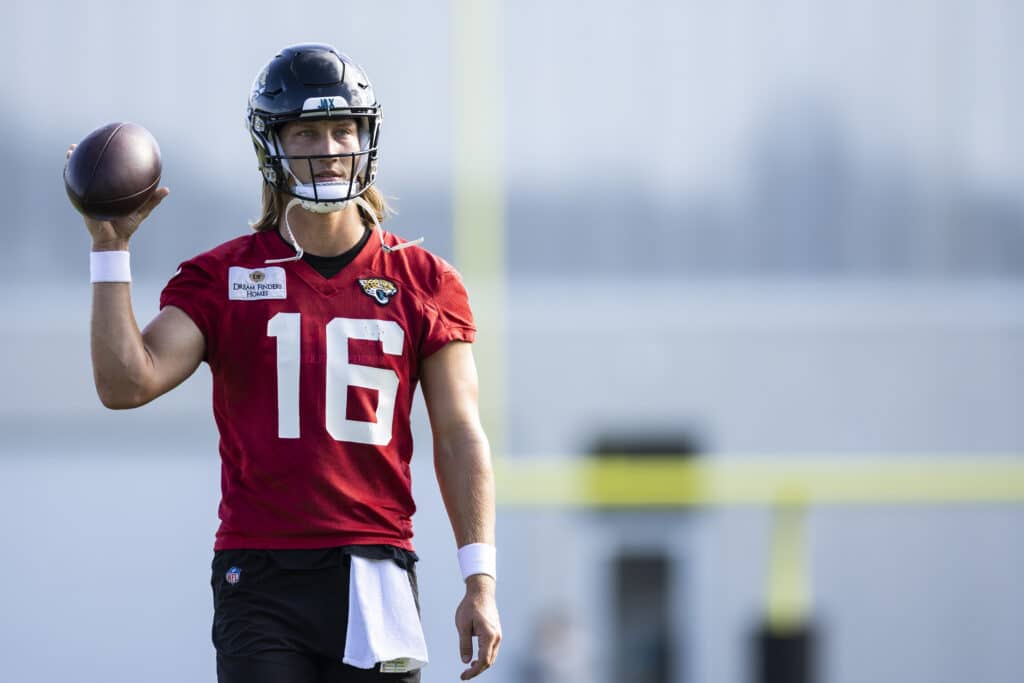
[483, 627, 502, 667]
[460, 657, 489, 681]
[460, 622, 501, 680]
[475, 624, 500, 669]
[66, 143, 77, 160]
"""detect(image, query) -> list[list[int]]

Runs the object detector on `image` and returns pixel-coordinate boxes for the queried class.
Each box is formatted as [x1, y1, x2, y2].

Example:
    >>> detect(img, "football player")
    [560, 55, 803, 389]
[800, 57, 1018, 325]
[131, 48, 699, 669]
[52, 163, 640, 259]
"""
[74, 44, 500, 682]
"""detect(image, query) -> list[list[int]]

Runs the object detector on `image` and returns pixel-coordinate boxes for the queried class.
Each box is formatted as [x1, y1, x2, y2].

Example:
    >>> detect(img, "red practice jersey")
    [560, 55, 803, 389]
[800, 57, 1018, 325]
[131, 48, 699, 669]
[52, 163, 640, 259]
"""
[160, 229, 476, 551]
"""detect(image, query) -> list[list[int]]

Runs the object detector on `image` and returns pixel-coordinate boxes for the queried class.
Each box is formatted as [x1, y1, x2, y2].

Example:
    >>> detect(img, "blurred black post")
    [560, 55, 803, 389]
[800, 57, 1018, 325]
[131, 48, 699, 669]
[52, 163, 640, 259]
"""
[755, 624, 815, 683]
[590, 434, 701, 464]
[613, 553, 673, 683]
[591, 432, 701, 683]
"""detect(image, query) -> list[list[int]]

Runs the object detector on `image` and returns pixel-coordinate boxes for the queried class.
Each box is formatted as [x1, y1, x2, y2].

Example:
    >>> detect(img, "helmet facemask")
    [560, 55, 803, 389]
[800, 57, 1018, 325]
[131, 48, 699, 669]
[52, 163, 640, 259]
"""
[254, 111, 381, 214]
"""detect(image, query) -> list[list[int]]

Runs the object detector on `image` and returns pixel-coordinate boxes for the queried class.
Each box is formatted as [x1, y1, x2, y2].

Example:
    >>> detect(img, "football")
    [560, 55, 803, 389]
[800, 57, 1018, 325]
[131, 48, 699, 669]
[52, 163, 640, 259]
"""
[64, 122, 162, 220]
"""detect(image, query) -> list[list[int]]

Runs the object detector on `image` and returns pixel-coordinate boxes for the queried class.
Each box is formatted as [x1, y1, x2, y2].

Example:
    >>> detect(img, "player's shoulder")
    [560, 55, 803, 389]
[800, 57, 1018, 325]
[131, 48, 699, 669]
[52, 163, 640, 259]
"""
[375, 230, 465, 299]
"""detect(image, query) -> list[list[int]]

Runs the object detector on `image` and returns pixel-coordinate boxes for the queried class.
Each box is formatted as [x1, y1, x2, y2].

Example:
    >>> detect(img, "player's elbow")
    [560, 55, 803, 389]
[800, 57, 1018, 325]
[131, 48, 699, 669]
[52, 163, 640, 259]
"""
[433, 422, 491, 466]
[96, 389, 143, 410]
[94, 378, 153, 410]
[97, 393, 142, 410]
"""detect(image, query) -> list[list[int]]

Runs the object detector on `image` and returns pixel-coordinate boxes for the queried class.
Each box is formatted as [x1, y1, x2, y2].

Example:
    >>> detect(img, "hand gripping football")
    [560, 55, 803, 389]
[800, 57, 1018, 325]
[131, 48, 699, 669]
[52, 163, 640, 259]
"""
[64, 122, 162, 220]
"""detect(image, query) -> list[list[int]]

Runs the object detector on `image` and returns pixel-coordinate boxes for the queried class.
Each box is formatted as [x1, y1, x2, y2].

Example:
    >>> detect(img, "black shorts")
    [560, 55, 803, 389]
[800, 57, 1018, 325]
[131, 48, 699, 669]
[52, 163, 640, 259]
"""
[211, 547, 421, 683]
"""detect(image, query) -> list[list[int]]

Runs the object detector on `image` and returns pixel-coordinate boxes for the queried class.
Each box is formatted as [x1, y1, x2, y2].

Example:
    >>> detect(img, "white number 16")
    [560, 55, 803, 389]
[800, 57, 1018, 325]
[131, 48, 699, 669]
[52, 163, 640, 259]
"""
[267, 313, 404, 445]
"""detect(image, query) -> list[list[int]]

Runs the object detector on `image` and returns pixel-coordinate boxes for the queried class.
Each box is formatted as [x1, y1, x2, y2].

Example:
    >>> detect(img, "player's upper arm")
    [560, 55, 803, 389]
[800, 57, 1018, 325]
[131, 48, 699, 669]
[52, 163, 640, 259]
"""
[420, 341, 482, 439]
[138, 304, 206, 401]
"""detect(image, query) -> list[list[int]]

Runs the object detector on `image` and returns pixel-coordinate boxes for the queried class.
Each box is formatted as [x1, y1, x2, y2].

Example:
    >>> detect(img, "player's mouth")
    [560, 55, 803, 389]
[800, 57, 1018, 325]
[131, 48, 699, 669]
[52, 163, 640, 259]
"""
[314, 172, 347, 183]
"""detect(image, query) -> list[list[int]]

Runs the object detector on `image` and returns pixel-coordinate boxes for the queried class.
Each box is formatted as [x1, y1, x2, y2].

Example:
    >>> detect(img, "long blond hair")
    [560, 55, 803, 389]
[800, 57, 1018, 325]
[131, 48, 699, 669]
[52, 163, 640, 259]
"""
[250, 184, 392, 233]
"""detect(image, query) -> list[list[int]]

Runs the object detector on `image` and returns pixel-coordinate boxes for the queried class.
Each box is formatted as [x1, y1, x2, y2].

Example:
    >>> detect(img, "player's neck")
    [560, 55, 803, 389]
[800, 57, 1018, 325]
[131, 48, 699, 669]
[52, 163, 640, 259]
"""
[279, 203, 367, 257]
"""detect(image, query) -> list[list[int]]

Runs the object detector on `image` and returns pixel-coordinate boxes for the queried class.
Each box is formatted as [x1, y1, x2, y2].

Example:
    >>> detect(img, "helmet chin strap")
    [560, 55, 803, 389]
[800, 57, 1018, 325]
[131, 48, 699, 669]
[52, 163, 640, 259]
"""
[264, 195, 423, 265]
[264, 197, 305, 264]
[358, 196, 424, 254]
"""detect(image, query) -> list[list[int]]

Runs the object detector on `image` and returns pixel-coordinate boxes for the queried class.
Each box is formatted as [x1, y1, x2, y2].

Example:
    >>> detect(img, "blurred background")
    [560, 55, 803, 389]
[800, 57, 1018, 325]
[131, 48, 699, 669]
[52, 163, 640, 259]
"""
[2, 0, 1024, 681]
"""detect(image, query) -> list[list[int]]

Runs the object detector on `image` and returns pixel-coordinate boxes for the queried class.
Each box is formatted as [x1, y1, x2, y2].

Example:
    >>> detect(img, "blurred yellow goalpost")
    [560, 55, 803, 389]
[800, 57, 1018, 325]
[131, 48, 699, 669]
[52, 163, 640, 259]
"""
[451, 0, 1024, 510]
[452, 1, 1024, 641]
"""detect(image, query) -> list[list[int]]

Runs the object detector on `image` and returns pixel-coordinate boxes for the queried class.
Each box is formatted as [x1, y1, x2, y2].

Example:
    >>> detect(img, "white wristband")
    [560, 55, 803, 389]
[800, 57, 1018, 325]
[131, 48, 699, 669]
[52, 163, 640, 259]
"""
[90, 251, 131, 283]
[458, 543, 496, 582]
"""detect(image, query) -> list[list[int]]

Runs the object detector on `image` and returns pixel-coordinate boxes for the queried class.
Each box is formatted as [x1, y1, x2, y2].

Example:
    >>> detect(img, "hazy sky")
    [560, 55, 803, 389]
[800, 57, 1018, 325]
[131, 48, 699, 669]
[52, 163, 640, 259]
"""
[6, 0, 1022, 200]
[4, 0, 1022, 280]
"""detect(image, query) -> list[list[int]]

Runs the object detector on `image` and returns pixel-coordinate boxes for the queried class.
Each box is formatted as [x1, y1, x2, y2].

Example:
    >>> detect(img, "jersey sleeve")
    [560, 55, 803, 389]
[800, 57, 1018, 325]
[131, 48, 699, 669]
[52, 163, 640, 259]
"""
[159, 260, 221, 359]
[419, 263, 477, 359]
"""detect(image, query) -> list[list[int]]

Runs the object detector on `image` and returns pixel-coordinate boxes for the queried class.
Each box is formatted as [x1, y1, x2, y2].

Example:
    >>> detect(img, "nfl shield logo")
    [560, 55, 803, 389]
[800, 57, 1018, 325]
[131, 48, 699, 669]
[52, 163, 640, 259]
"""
[226, 567, 241, 585]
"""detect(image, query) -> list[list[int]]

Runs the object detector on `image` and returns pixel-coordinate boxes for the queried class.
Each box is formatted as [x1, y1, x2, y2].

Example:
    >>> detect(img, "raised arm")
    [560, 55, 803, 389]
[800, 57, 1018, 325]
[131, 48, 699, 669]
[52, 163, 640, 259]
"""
[69, 143, 204, 409]
[420, 340, 501, 680]
[92, 287, 205, 409]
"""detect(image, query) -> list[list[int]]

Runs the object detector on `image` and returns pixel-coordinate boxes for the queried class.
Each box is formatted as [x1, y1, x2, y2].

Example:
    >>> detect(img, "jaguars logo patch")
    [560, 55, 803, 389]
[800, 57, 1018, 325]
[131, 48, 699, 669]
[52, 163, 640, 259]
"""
[359, 278, 398, 305]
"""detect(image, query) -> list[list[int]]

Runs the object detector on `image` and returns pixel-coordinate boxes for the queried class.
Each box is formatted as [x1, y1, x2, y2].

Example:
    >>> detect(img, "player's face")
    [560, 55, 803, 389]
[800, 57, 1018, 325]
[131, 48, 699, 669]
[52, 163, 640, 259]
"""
[278, 118, 362, 185]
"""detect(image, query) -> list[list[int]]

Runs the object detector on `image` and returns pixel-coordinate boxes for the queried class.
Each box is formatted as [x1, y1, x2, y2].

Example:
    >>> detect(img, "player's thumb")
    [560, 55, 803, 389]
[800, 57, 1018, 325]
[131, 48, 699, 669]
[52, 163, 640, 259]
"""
[143, 187, 171, 213]
[458, 622, 474, 663]
[129, 187, 170, 227]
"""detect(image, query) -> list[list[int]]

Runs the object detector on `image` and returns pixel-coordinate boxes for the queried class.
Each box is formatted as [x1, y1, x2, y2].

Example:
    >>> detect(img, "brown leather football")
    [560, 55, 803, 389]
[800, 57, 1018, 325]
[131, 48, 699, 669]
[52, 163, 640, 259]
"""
[64, 122, 162, 220]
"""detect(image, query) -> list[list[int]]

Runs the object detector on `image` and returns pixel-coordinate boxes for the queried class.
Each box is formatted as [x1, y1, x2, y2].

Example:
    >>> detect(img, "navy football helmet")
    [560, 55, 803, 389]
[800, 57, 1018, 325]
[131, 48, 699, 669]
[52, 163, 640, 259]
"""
[247, 44, 381, 212]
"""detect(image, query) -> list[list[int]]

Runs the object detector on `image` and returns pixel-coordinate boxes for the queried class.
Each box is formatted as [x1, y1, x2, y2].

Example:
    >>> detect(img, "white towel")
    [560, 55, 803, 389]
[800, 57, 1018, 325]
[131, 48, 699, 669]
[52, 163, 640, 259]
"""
[343, 555, 429, 672]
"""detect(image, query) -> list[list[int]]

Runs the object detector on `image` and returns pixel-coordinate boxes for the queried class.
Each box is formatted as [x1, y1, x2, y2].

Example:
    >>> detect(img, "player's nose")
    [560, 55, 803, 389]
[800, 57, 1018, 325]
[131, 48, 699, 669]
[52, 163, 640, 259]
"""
[319, 130, 352, 156]
[302, 129, 338, 157]
[324, 135, 345, 155]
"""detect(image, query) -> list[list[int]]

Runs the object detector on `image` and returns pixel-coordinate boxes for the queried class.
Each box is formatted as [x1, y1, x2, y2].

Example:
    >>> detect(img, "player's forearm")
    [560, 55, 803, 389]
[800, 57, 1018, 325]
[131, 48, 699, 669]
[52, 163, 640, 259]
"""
[434, 423, 496, 547]
[91, 282, 156, 409]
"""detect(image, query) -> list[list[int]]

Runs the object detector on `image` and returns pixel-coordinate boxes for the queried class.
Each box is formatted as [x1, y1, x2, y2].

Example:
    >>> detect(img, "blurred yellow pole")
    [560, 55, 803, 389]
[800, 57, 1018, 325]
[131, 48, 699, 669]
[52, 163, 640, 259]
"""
[496, 455, 1024, 506]
[453, 0, 506, 457]
[766, 499, 810, 634]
